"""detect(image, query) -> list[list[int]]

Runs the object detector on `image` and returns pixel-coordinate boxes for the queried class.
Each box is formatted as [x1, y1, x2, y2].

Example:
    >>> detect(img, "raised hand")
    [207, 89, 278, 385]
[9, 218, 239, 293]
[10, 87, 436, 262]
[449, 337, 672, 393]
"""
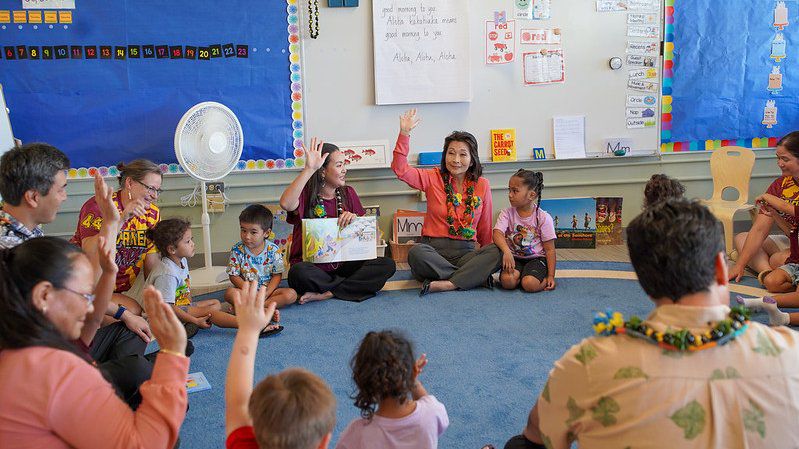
[400, 109, 421, 135]
[303, 137, 329, 172]
[231, 281, 275, 334]
[143, 286, 187, 354]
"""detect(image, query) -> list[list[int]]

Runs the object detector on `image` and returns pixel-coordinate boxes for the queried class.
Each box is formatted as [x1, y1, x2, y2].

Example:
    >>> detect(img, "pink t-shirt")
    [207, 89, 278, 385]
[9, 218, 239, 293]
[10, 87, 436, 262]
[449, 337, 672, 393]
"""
[335, 395, 449, 449]
[494, 206, 556, 258]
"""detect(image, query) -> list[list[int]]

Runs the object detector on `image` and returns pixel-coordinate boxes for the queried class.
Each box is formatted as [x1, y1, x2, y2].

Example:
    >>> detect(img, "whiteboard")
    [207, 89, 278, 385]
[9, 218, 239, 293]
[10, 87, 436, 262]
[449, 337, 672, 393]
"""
[372, 0, 471, 104]
[0, 84, 15, 156]
[301, 0, 662, 161]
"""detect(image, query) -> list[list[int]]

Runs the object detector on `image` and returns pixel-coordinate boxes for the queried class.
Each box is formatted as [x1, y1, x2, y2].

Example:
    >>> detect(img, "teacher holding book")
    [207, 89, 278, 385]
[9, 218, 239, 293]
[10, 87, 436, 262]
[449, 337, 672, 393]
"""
[280, 138, 396, 304]
[391, 109, 501, 296]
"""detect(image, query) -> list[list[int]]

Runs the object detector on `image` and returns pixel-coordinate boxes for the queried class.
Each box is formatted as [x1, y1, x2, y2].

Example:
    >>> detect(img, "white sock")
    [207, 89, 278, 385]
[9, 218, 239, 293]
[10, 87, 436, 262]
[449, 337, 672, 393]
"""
[762, 296, 791, 326]
[736, 295, 765, 312]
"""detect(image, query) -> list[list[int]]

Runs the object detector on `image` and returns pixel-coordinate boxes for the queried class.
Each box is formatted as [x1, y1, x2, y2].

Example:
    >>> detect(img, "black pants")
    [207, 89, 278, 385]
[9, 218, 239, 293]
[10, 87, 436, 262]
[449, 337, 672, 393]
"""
[504, 435, 546, 449]
[91, 322, 153, 409]
[288, 257, 397, 302]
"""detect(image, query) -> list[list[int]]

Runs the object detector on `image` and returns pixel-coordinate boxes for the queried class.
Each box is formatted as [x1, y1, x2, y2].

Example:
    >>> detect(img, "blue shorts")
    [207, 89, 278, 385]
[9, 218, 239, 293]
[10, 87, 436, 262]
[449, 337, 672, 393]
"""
[777, 263, 799, 285]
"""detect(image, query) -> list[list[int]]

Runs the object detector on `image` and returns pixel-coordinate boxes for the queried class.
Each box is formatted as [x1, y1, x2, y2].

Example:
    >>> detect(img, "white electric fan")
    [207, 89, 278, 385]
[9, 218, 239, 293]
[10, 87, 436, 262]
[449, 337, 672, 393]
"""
[174, 102, 243, 287]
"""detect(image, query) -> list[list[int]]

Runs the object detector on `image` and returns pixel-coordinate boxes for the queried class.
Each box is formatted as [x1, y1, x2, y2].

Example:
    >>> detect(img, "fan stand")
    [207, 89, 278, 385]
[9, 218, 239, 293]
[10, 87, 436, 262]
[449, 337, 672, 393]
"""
[189, 181, 228, 289]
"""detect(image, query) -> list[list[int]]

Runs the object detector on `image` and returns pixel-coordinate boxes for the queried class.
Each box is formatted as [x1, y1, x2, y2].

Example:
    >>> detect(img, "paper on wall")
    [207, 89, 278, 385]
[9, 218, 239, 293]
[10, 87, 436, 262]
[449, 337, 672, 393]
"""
[628, 67, 658, 79]
[523, 50, 565, 85]
[372, 0, 471, 105]
[553, 116, 586, 159]
[520, 28, 561, 45]
[627, 79, 659, 92]
[514, 0, 533, 19]
[626, 117, 657, 128]
[486, 20, 516, 64]
[532, 0, 551, 19]
[627, 24, 659, 38]
[626, 41, 659, 55]
[626, 107, 656, 118]
[626, 93, 658, 108]
[628, 13, 657, 24]
[626, 54, 656, 67]
[596, 0, 628, 12]
[627, 0, 657, 11]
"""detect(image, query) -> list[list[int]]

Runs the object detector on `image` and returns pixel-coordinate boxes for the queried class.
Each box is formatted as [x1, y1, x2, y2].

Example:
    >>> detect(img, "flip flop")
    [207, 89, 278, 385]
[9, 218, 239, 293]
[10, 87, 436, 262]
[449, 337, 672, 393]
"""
[419, 279, 432, 297]
[259, 322, 284, 338]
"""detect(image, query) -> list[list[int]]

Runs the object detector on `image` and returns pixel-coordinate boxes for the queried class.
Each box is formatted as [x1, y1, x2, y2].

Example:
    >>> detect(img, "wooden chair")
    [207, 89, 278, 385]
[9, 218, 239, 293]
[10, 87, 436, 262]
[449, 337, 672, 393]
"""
[701, 146, 756, 255]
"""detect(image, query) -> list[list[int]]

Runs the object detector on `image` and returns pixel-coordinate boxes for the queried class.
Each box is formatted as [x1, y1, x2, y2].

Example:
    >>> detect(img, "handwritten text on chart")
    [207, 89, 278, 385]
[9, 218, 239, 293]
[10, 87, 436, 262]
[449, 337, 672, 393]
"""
[380, 2, 459, 66]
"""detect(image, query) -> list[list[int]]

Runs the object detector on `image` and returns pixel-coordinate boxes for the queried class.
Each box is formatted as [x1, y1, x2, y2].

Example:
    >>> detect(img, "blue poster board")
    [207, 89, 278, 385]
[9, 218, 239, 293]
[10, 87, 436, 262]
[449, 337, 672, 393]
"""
[663, 0, 799, 151]
[0, 1, 305, 176]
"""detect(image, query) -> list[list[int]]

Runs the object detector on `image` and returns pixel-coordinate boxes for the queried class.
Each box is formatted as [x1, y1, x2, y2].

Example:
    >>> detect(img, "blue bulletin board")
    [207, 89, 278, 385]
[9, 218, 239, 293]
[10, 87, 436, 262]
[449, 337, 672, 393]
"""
[0, 0, 305, 177]
[662, 0, 799, 152]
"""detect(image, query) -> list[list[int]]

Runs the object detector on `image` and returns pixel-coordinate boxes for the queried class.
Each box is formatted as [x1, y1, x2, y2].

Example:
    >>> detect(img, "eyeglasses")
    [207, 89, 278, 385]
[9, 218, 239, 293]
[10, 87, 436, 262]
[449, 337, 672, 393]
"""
[136, 179, 164, 196]
[61, 287, 96, 305]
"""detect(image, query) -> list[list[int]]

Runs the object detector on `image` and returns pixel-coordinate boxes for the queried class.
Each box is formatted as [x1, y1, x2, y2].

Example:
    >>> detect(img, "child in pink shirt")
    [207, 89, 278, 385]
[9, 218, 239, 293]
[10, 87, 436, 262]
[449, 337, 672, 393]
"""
[336, 330, 449, 449]
[493, 170, 557, 292]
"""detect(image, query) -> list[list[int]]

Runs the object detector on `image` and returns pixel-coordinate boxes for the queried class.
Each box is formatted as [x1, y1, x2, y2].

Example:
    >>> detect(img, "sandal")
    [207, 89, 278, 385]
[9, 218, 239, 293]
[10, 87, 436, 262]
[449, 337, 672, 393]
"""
[758, 269, 773, 286]
[259, 322, 284, 338]
[419, 279, 432, 297]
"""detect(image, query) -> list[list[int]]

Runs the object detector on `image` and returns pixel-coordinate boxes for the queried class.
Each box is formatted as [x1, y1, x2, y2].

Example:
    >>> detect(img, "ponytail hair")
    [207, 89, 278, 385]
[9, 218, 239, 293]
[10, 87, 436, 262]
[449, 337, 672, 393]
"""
[512, 169, 544, 232]
[0, 237, 91, 362]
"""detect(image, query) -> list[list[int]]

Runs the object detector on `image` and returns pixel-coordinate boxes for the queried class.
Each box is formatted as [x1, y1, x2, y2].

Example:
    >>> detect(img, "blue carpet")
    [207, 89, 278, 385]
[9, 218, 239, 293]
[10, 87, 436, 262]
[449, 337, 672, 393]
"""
[180, 268, 777, 449]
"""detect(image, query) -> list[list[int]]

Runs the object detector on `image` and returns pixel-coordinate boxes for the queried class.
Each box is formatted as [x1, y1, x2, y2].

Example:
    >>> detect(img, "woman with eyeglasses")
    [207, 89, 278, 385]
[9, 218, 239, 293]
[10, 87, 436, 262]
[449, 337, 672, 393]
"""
[71, 159, 163, 317]
[0, 237, 189, 448]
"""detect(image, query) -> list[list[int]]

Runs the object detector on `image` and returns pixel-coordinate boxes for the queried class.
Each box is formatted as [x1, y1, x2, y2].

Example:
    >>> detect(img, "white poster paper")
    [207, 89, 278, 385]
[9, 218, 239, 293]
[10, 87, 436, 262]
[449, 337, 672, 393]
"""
[523, 50, 565, 85]
[486, 20, 516, 64]
[520, 28, 561, 45]
[22, 0, 75, 9]
[553, 116, 586, 159]
[373, 0, 470, 104]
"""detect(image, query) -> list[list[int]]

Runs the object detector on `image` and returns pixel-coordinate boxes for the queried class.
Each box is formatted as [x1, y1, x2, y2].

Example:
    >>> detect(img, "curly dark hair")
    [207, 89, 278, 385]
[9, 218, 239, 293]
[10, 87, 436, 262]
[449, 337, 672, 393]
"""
[146, 218, 191, 257]
[643, 174, 685, 208]
[350, 330, 416, 420]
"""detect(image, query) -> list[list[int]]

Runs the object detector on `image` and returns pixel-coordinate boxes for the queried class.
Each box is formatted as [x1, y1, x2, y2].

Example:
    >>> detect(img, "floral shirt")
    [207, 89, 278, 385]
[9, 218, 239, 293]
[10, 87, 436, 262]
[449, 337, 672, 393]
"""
[538, 304, 799, 449]
[0, 208, 43, 249]
[226, 240, 285, 287]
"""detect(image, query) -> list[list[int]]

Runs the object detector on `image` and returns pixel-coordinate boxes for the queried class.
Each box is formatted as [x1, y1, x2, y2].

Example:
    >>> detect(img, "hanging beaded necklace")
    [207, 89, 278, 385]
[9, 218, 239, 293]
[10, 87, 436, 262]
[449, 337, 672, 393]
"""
[443, 173, 480, 239]
[592, 306, 751, 352]
[308, 0, 320, 39]
[312, 188, 343, 218]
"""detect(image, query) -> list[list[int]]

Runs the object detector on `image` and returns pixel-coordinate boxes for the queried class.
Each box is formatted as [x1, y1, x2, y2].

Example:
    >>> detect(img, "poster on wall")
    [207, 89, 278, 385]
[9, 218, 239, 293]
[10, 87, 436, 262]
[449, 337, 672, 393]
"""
[372, 0, 471, 104]
[485, 19, 516, 64]
[0, 1, 304, 176]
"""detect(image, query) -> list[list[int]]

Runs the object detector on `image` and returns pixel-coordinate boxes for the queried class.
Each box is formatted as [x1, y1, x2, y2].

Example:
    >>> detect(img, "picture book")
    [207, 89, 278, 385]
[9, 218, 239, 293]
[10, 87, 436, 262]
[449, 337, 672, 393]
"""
[302, 216, 378, 263]
[541, 197, 596, 249]
[491, 128, 517, 161]
[186, 372, 211, 393]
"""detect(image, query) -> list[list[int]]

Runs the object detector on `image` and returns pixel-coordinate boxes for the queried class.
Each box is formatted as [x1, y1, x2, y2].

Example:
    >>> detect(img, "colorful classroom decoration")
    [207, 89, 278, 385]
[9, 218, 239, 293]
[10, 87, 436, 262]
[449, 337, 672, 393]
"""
[0, 1, 304, 176]
[662, 0, 799, 152]
[485, 19, 516, 64]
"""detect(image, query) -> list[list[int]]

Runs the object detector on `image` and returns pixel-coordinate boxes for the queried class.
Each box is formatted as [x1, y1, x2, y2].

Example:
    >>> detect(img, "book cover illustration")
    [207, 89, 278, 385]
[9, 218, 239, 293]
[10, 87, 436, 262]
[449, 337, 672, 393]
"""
[186, 372, 211, 394]
[491, 128, 517, 161]
[302, 216, 377, 263]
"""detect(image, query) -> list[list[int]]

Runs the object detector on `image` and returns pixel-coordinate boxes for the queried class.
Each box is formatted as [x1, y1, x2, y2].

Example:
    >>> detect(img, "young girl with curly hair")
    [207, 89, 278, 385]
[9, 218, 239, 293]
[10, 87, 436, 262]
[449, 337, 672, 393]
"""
[336, 330, 449, 449]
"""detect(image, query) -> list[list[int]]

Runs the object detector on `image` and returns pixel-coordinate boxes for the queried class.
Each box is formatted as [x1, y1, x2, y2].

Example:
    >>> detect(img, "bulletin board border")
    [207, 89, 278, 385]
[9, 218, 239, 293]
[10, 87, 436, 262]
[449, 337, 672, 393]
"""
[659, 0, 779, 153]
[63, 0, 306, 179]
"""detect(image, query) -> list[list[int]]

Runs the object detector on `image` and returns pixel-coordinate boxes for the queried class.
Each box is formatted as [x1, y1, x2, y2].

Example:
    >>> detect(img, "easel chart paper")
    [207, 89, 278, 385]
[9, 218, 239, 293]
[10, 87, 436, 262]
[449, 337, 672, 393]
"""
[373, 0, 470, 104]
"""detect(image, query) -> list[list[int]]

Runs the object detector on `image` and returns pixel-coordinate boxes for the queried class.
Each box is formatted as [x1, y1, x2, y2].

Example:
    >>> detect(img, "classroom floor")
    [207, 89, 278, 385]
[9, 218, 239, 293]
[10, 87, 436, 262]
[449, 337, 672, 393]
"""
[176, 246, 769, 449]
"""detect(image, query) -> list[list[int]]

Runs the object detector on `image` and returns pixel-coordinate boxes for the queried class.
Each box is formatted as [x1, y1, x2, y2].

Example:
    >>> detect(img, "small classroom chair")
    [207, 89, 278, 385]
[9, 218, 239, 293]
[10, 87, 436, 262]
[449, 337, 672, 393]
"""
[701, 146, 756, 255]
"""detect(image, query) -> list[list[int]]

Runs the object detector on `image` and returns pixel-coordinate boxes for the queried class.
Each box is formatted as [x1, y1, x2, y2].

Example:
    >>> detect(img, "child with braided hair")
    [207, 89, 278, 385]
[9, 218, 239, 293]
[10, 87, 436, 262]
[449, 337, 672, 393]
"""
[493, 169, 557, 292]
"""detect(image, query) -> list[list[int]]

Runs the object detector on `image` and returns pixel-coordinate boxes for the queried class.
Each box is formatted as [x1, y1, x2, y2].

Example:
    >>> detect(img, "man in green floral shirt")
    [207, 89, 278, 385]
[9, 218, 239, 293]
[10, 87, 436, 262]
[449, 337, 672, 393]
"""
[506, 199, 799, 449]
